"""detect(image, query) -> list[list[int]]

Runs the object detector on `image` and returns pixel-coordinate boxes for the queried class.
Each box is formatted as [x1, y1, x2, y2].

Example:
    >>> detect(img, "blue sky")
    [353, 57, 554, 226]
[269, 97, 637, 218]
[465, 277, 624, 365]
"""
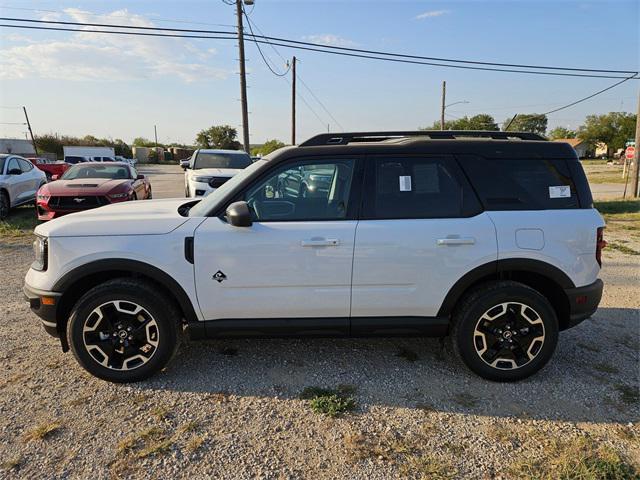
[0, 0, 638, 145]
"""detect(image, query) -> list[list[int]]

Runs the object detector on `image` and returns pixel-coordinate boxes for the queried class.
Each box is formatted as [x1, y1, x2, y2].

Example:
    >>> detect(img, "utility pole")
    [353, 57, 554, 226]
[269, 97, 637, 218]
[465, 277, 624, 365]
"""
[154, 125, 158, 149]
[23, 106, 38, 156]
[440, 81, 446, 130]
[236, 0, 250, 153]
[291, 56, 297, 145]
[632, 86, 640, 198]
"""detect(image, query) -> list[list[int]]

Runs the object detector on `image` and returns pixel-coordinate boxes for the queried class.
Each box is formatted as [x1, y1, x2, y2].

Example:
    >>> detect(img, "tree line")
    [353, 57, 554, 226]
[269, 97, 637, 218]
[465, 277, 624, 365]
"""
[33, 111, 636, 161]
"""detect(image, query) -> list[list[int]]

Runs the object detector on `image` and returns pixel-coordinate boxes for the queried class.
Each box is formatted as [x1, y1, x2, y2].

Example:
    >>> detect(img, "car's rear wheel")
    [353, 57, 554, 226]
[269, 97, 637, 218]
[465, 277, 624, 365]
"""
[67, 279, 180, 383]
[0, 191, 9, 220]
[451, 281, 558, 382]
[147, 187, 152, 199]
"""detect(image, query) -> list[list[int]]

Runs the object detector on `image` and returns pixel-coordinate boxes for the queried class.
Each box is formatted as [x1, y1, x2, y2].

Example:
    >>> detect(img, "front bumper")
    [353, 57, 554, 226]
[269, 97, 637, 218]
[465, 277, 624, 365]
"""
[23, 283, 62, 337]
[563, 278, 604, 329]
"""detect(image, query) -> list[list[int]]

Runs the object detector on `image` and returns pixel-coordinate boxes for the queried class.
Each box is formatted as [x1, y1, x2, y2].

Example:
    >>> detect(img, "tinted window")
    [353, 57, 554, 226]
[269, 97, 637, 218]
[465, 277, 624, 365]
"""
[18, 158, 34, 172]
[363, 156, 479, 219]
[62, 164, 132, 180]
[458, 156, 579, 210]
[194, 152, 252, 170]
[65, 156, 86, 164]
[243, 159, 355, 221]
[0, 157, 5, 174]
[7, 158, 20, 174]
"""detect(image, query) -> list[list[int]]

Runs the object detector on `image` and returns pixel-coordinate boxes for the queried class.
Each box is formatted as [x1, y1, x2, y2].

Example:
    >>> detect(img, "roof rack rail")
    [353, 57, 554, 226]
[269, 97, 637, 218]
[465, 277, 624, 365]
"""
[299, 130, 547, 147]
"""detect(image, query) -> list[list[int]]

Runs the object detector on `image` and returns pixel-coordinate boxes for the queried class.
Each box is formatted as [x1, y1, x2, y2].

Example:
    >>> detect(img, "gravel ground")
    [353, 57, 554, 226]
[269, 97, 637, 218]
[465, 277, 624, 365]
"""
[0, 164, 638, 478]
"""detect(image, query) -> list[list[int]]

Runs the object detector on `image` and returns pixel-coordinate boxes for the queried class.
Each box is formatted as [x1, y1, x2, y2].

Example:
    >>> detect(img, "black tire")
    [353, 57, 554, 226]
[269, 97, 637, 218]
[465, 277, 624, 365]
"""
[451, 281, 559, 382]
[147, 187, 152, 200]
[0, 191, 9, 220]
[67, 278, 181, 383]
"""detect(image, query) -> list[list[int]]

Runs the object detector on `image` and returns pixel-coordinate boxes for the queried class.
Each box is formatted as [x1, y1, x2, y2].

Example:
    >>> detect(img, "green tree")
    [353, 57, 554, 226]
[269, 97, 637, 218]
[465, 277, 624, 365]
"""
[504, 114, 548, 135]
[132, 137, 153, 147]
[577, 112, 636, 155]
[548, 127, 576, 140]
[195, 125, 241, 150]
[423, 113, 499, 131]
[251, 139, 286, 156]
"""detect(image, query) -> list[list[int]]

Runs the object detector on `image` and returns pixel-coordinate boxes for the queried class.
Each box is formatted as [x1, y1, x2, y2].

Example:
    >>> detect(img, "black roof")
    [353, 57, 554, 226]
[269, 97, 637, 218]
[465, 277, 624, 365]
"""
[271, 131, 578, 161]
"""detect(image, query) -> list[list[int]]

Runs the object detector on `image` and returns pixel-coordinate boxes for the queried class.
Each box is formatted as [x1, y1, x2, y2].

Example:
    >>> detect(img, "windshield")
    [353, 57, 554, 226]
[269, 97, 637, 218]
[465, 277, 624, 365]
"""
[194, 152, 252, 170]
[62, 164, 131, 180]
[189, 160, 266, 217]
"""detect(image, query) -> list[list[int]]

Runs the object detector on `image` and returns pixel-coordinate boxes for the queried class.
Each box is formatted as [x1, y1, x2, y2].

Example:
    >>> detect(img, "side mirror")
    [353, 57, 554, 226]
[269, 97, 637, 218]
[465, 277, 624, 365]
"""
[225, 201, 252, 227]
[51, 174, 59, 181]
[8, 168, 22, 175]
[136, 174, 145, 180]
[180, 160, 190, 170]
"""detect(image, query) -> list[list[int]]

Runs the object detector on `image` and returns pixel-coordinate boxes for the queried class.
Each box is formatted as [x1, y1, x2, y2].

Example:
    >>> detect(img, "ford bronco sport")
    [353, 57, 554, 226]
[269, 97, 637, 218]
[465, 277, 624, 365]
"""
[23, 131, 605, 383]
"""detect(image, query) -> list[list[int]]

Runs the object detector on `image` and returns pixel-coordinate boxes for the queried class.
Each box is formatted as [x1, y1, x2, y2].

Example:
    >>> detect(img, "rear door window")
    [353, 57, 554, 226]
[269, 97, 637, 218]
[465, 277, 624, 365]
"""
[362, 156, 481, 219]
[457, 155, 579, 210]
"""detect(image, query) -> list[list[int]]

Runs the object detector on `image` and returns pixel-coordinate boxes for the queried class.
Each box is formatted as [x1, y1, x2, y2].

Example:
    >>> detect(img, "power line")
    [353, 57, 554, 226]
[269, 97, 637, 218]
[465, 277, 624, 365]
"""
[0, 5, 236, 28]
[242, 14, 343, 131]
[1, 17, 637, 78]
[242, 7, 290, 77]
[542, 75, 638, 115]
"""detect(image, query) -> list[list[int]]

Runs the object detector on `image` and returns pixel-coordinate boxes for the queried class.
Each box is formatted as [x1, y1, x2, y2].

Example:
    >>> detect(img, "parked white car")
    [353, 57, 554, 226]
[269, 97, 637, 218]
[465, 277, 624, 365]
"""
[0, 154, 47, 219]
[24, 131, 605, 383]
[183, 149, 252, 198]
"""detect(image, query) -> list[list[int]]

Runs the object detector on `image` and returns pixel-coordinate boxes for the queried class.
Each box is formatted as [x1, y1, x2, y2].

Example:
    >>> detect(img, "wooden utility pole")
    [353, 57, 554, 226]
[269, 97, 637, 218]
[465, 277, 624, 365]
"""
[236, 0, 250, 153]
[440, 81, 446, 130]
[632, 86, 640, 197]
[291, 56, 297, 145]
[23, 106, 38, 156]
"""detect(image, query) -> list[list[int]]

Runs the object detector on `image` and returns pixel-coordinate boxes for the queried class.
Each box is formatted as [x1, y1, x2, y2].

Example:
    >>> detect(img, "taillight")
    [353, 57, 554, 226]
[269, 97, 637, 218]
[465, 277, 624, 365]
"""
[596, 227, 606, 267]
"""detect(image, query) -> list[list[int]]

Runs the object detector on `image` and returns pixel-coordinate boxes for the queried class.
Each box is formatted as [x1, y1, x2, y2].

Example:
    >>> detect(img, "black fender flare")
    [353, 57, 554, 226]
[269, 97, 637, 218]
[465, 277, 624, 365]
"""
[53, 258, 199, 323]
[437, 258, 575, 317]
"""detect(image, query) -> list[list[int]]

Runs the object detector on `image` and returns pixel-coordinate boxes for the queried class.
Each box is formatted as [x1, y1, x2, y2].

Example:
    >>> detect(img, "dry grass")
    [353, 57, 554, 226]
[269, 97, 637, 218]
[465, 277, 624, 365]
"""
[1, 455, 22, 471]
[23, 421, 62, 442]
[186, 434, 205, 453]
[150, 405, 170, 421]
[401, 455, 457, 480]
[509, 436, 638, 480]
[486, 423, 516, 443]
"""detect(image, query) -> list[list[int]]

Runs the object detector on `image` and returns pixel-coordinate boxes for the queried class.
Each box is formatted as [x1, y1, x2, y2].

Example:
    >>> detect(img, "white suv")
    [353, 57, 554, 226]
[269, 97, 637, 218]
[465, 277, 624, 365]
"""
[24, 131, 605, 383]
[183, 149, 252, 198]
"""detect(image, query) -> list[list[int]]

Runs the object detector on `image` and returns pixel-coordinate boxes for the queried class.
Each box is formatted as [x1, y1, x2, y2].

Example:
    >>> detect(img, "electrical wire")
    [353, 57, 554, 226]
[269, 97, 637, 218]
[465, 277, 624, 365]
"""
[542, 74, 638, 115]
[241, 6, 290, 77]
[1, 17, 637, 78]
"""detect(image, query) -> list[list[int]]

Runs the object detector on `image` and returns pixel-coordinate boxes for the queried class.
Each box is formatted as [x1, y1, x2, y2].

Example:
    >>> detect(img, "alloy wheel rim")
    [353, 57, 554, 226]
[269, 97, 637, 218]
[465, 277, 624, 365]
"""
[473, 302, 545, 370]
[82, 300, 159, 371]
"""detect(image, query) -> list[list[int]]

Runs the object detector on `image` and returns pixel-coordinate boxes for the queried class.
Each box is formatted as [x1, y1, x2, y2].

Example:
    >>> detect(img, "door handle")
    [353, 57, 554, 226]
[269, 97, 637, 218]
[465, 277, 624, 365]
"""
[436, 237, 476, 246]
[301, 238, 340, 247]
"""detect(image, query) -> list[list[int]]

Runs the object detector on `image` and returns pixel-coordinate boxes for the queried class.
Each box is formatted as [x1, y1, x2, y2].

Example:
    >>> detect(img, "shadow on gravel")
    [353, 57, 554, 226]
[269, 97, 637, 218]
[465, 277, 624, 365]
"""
[139, 307, 638, 424]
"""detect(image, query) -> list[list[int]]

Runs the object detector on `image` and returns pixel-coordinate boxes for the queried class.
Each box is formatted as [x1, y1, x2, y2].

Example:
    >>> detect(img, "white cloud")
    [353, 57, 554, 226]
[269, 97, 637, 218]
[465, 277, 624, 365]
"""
[415, 10, 450, 20]
[302, 34, 358, 48]
[0, 8, 229, 83]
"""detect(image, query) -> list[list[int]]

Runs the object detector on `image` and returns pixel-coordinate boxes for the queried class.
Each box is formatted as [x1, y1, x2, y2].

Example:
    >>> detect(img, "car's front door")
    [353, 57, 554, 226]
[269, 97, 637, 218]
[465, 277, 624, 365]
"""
[351, 155, 497, 326]
[193, 157, 362, 325]
[17, 158, 40, 201]
[6, 157, 29, 206]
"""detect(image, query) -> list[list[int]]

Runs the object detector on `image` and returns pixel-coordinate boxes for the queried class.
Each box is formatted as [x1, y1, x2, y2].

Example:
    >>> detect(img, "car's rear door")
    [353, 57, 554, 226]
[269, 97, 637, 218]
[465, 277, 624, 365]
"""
[350, 154, 497, 330]
[193, 156, 363, 327]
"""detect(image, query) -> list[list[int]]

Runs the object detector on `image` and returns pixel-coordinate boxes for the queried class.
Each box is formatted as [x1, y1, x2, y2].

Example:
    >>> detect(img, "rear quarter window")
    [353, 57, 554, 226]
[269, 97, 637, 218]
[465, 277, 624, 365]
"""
[457, 155, 580, 210]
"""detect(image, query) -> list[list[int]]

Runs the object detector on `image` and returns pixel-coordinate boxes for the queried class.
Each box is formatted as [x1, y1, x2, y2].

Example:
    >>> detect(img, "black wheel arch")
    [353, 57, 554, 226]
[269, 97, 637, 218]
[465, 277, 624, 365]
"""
[53, 259, 199, 350]
[438, 258, 574, 330]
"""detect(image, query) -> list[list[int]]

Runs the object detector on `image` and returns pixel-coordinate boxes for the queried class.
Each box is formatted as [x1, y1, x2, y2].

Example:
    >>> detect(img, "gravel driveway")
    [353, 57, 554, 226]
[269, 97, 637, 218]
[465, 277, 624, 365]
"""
[0, 237, 638, 478]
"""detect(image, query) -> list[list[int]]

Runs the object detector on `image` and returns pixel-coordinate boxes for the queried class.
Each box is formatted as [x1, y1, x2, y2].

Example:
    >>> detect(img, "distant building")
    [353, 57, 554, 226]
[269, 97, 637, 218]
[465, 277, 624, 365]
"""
[0, 138, 36, 156]
[166, 146, 194, 161]
[553, 138, 589, 158]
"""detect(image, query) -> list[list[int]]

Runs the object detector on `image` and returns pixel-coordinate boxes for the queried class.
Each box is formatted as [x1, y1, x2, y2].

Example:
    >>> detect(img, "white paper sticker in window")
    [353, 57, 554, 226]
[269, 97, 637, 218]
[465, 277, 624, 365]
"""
[399, 175, 412, 192]
[549, 186, 571, 198]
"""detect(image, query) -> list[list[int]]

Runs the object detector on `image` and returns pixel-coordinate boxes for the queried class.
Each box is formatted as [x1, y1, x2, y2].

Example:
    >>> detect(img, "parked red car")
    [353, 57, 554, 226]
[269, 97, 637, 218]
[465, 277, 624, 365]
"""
[27, 157, 70, 181]
[36, 162, 152, 221]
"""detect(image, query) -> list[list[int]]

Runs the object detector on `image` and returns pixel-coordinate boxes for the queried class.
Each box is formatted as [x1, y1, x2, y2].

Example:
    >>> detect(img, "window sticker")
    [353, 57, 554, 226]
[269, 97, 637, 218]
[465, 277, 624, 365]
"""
[399, 175, 412, 192]
[549, 185, 571, 198]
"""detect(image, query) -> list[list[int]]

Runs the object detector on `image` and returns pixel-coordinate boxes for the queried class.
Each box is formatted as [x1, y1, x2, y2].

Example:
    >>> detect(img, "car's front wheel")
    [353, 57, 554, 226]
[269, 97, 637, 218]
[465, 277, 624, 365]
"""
[67, 279, 180, 383]
[0, 191, 9, 220]
[451, 281, 558, 382]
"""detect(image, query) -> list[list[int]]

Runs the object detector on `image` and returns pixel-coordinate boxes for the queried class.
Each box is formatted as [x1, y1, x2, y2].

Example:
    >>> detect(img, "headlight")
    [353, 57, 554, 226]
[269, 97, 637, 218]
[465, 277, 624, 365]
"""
[193, 176, 212, 183]
[109, 192, 129, 199]
[32, 236, 48, 271]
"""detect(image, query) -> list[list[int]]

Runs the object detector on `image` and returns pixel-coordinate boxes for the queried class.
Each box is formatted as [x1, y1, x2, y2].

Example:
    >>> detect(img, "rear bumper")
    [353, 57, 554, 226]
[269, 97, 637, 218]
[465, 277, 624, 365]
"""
[563, 279, 604, 329]
[23, 283, 61, 337]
